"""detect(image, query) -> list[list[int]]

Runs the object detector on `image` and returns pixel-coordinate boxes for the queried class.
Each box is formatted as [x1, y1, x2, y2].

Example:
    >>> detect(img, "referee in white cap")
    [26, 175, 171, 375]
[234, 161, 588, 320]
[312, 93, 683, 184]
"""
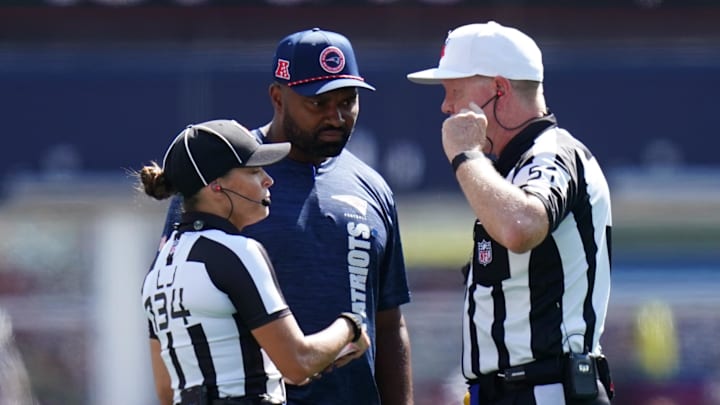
[137, 119, 369, 405]
[408, 22, 614, 404]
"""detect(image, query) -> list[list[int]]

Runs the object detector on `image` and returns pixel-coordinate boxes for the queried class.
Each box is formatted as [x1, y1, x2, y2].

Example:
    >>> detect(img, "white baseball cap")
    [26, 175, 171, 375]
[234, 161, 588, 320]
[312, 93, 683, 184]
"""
[407, 21, 544, 84]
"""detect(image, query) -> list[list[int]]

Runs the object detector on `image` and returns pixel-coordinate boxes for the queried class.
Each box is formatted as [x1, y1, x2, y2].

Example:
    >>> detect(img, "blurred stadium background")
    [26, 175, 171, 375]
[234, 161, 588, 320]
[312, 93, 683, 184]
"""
[1, 1, 719, 404]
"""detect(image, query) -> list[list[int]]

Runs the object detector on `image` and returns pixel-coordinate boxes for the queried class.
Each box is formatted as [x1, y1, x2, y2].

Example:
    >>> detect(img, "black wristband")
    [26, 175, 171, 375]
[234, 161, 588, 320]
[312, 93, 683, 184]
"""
[451, 151, 484, 173]
[339, 312, 363, 343]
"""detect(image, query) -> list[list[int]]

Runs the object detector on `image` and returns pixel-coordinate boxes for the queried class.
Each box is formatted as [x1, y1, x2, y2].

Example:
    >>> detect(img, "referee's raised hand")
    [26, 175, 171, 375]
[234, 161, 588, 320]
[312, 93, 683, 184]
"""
[441, 101, 488, 162]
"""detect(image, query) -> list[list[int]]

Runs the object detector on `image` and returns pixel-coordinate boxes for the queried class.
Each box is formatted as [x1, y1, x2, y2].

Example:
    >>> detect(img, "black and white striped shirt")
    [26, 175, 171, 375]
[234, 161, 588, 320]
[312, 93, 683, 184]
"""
[142, 212, 290, 404]
[463, 115, 612, 378]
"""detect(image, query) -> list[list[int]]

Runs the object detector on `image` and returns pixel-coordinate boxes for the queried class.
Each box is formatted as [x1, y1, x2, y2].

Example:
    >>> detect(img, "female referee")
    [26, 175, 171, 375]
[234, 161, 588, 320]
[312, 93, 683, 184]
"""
[137, 119, 369, 405]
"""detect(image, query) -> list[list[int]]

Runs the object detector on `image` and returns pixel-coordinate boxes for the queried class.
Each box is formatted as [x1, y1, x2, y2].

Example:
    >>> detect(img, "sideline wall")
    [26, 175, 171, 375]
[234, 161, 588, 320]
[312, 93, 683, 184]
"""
[1, 5, 720, 194]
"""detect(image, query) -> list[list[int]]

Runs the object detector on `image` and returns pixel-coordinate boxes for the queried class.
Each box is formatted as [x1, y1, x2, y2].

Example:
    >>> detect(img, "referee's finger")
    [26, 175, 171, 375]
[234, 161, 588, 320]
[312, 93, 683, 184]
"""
[468, 102, 485, 115]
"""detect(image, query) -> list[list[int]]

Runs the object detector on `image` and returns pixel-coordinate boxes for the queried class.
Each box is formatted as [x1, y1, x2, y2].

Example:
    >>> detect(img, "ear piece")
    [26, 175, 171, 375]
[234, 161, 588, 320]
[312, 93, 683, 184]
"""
[211, 183, 222, 192]
[497, 90, 504, 97]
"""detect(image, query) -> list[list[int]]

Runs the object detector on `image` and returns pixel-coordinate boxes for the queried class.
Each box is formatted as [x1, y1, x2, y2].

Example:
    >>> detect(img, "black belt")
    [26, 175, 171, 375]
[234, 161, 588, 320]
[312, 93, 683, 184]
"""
[469, 355, 614, 401]
[468, 356, 566, 399]
[211, 398, 283, 405]
[178, 385, 284, 405]
[498, 355, 565, 386]
[487, 356, 564, 385]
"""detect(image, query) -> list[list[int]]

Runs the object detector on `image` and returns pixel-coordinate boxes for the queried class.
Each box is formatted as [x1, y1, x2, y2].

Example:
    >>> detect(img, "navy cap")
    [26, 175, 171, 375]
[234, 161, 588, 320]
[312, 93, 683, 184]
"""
[162, 119, 290, 198]
[272, 28, 376, 96]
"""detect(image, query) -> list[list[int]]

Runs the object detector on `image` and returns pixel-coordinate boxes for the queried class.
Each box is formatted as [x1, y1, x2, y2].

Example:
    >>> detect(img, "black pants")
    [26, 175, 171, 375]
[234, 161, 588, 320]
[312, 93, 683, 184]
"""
[469, 380, 611, 405]
[178, 386, 283, 405]
[177, 398, 283, 405]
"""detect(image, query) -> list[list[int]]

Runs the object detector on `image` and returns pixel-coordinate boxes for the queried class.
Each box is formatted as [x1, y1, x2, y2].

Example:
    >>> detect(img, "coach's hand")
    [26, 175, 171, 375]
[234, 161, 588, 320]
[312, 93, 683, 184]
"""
[442, 102, 488, 162]
[332, 326, 370, 369]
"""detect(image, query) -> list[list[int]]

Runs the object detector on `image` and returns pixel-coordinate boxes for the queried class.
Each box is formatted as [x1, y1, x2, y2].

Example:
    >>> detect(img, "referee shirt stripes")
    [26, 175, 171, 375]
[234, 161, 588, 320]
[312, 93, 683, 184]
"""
[142, 212, 290, 404]
[462, 115, 612, 378]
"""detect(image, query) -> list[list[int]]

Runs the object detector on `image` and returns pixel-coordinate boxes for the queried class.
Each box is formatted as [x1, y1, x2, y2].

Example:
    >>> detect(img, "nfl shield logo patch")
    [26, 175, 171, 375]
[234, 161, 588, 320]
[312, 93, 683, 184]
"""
[477, 239, 492, 266]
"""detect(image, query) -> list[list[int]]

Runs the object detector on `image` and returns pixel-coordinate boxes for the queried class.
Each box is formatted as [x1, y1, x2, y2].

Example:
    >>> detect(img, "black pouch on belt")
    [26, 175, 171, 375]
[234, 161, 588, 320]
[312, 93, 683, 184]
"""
[564, 352, 599, 400]
[595, 354, 615, 400]
[180, 385, 210, 405]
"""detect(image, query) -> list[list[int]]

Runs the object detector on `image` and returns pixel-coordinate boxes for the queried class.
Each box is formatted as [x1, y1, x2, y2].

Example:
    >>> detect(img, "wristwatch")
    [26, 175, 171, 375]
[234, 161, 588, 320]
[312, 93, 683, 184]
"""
[451, 151, 484, 172]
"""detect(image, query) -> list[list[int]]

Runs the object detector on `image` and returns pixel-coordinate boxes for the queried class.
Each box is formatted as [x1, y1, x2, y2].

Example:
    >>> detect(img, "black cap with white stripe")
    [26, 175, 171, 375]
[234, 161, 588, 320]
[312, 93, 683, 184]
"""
[162, 119, 290, 198]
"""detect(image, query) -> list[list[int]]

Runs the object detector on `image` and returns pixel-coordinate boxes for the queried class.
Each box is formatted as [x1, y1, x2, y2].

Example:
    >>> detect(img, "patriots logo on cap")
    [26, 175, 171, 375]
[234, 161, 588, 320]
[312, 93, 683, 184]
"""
[319, 46, 345, 74]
